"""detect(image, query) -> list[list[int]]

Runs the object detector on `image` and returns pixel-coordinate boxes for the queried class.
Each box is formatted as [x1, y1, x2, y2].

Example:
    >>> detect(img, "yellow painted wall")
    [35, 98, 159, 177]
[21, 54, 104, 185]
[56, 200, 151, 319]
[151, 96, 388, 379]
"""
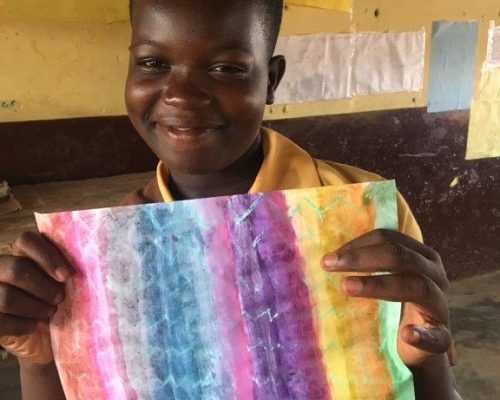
[0, 20, 130, 122]
[0, 0, 499, 123]
[0, 0, 128, 22]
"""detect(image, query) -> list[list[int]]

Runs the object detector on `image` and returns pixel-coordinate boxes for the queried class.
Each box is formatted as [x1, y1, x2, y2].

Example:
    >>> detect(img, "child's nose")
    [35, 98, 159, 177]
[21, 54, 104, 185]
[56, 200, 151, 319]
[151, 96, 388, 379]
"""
[162, 71, 212, 109]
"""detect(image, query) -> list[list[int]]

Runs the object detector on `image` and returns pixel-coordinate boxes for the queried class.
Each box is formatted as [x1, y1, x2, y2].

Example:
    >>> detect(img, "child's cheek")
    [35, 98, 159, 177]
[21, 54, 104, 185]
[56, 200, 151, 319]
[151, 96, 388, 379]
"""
[126, 79, 160, 124]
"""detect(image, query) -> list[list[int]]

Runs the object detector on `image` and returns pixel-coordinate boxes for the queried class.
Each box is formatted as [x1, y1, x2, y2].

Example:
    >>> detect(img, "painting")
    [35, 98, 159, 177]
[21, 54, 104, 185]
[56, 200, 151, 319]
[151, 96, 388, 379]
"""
[36, 181, 414, 400]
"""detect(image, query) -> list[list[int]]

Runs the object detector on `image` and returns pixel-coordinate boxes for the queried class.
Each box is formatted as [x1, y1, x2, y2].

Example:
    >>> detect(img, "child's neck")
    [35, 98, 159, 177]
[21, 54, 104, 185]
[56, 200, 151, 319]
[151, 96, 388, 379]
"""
[168, 136, 264, 200]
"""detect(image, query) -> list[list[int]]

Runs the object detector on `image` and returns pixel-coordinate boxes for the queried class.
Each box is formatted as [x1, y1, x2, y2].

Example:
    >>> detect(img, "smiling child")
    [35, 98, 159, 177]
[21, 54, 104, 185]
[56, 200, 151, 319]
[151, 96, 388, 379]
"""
[0, 1, 460, 399]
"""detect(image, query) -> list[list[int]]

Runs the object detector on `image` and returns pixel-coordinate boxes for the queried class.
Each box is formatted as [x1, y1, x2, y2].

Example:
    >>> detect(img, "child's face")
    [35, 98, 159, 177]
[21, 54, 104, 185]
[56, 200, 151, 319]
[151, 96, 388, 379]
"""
[126, 0, 284, 175]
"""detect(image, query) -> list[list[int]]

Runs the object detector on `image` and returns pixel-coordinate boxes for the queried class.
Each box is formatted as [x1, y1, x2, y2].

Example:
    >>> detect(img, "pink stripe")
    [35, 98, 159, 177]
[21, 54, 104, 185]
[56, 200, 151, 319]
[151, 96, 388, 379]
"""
[47, 211, 136, 399]
[47, 212, 106, 399]
[201, 200, 254, 399]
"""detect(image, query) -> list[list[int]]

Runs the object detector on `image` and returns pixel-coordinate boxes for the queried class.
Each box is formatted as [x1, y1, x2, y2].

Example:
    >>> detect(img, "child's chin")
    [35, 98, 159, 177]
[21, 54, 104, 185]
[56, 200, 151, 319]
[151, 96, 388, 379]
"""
[172, 159, 225, 176]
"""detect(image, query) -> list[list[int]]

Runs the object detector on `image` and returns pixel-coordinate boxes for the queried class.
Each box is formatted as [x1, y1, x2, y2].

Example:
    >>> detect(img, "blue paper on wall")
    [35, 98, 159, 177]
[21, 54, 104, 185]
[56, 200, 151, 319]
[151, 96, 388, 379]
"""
[428, 21, 479, 113]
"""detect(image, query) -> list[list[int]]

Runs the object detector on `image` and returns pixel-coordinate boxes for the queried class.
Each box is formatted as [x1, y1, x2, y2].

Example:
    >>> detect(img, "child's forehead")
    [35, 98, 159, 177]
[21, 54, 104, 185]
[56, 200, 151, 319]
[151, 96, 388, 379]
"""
[134, 0, 260, 23]
[132, 0, 267, 51]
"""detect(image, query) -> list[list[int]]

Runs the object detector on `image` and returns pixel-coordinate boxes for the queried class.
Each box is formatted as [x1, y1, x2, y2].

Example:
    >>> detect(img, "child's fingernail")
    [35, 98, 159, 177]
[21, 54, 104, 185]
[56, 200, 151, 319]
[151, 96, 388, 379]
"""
[343, 277, 363, 295]
[55, 267, 70, 283]
[322, 253, 338, 269]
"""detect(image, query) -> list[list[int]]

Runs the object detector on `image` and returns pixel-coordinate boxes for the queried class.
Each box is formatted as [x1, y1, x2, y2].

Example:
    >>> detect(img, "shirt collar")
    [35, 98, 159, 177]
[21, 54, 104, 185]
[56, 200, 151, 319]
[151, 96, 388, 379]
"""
[156, 127, 322, 203]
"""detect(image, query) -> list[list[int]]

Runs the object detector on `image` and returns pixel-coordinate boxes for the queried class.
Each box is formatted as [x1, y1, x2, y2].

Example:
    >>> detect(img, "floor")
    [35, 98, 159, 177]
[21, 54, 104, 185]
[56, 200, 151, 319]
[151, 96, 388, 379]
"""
[0, 173, 498, 399]
[448, 272, 500, 400]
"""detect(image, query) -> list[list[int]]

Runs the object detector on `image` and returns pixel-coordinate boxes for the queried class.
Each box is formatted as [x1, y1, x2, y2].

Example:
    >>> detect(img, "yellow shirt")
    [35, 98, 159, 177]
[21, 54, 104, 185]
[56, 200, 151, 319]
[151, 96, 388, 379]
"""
[157, 127, 423, 242]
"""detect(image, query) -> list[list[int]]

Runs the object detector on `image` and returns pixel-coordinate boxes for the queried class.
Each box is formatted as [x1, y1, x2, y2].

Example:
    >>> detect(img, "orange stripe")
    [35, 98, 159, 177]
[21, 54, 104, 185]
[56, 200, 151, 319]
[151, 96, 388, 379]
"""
[287, 184, 394, 399]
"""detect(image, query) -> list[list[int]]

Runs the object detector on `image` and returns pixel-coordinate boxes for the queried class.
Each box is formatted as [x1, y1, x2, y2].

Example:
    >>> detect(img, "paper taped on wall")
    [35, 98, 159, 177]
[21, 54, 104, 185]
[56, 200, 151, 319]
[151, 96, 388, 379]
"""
[351, 31, 425, 96]
[466, 21, 500, 160]
[466, 99, 500, 160]
[486, 21, 500, 68]
[274, 30, 425, 104]
[275, 33, 353, 103]
[275, 34, 331, 103]
[427, 21, 479, 113]
[323, 33, 353, 100]
[466, 64, 500, 159]
[477, 67, 500, 101]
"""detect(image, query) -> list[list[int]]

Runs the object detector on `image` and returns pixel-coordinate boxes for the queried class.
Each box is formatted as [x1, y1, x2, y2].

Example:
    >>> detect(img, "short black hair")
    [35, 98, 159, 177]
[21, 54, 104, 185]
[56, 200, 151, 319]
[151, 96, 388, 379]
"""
[129, 0, 284, 57]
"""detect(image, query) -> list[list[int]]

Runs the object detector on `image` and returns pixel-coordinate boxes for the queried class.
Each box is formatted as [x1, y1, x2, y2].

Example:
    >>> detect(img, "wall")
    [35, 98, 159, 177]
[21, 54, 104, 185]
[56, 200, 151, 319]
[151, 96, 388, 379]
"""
[1, 1, 500, 122]
[0, 19, 130, 122]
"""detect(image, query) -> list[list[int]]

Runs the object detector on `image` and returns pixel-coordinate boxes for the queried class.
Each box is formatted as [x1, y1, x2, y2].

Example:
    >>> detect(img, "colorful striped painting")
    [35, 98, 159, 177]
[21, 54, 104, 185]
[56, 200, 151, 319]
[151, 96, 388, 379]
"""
[35, 181, 414, 400]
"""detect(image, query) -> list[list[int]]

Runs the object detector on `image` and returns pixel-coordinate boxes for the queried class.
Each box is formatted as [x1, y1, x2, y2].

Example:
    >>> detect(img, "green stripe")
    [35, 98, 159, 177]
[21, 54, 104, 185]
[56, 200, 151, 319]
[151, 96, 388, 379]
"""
[366, 180, 415, 399]
[378, 301, 415, 399]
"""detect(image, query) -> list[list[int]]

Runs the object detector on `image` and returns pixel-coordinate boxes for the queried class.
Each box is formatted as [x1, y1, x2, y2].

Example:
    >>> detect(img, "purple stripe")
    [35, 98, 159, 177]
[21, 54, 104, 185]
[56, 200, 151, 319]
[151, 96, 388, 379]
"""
[230, 192, 330, 400]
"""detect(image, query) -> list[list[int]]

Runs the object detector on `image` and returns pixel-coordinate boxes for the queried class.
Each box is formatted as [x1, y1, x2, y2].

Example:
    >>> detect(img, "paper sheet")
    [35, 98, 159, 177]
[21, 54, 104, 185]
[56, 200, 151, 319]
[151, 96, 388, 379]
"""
[351, 30, 426, 96]
[323, 33, 354, 101]
[286, 0, 352, 13]
[466, 99, 500, 159]
[486, 22, 500, 68]
[36, 182, 414, 400]
[274, 30, 425, 104]
[477, 67, 500, 101]
[275, 33, 353, 103]
[466, 66, 500, 160]
[275, 34, 329, 103]
[427, 21, 479, 113]
[466, 23, 500, 160]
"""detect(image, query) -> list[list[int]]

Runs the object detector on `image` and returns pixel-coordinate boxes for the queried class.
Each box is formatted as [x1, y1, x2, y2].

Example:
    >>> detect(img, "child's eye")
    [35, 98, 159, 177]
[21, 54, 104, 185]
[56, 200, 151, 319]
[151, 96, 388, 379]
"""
[210, 64, 248, 75]
[138, 58, 169, 71]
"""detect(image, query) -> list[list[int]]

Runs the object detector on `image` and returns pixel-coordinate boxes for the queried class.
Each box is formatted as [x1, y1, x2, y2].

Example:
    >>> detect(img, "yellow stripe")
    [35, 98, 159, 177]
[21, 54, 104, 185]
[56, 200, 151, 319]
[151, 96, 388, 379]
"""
[287, 184, 394, 398]
[286, 188, 351, 399]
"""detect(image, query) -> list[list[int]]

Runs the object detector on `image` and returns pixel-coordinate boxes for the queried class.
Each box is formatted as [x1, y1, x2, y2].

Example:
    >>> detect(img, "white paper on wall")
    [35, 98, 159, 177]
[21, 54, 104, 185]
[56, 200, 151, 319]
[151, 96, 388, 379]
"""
[274, 34, 328, 103]
[275, 33, 353, 104]
[274, 30, 425, 104]
[486, 21, 500, 69]
[351, 30, 426, 96]
[323, 34, 354, 100]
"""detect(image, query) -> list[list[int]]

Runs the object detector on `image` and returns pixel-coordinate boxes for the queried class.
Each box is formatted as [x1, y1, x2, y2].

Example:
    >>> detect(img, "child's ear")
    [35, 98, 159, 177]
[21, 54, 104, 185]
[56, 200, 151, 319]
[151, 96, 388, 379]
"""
[266, 55, 286, 105]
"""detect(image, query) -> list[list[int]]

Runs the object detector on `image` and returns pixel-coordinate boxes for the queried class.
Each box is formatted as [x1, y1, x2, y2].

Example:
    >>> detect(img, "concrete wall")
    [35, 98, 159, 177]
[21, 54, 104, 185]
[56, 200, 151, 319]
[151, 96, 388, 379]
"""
[1, 0, 500, 123]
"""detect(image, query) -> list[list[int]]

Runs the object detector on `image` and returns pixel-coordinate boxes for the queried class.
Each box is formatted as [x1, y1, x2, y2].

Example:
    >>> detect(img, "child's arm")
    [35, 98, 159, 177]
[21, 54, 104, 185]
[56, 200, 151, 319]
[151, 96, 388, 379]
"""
[322, 229, 461, 400]
[0, 232, 69, 399]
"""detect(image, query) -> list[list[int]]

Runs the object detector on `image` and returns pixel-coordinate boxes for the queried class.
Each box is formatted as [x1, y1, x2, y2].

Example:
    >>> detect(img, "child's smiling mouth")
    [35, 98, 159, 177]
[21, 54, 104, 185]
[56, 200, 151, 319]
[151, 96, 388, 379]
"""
[155, 117, 226, 151]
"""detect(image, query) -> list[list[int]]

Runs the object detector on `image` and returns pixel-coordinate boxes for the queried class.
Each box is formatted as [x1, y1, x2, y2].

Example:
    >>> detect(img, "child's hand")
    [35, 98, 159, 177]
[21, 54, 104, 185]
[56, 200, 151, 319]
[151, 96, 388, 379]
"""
[321, 229, 453, 368]
[0, 232, 70, 366]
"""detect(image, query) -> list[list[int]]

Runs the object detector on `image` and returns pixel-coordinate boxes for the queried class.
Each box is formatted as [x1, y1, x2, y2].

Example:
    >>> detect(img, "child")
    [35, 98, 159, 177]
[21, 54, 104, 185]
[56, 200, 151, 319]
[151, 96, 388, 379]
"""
[0, 0, 460, 398]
